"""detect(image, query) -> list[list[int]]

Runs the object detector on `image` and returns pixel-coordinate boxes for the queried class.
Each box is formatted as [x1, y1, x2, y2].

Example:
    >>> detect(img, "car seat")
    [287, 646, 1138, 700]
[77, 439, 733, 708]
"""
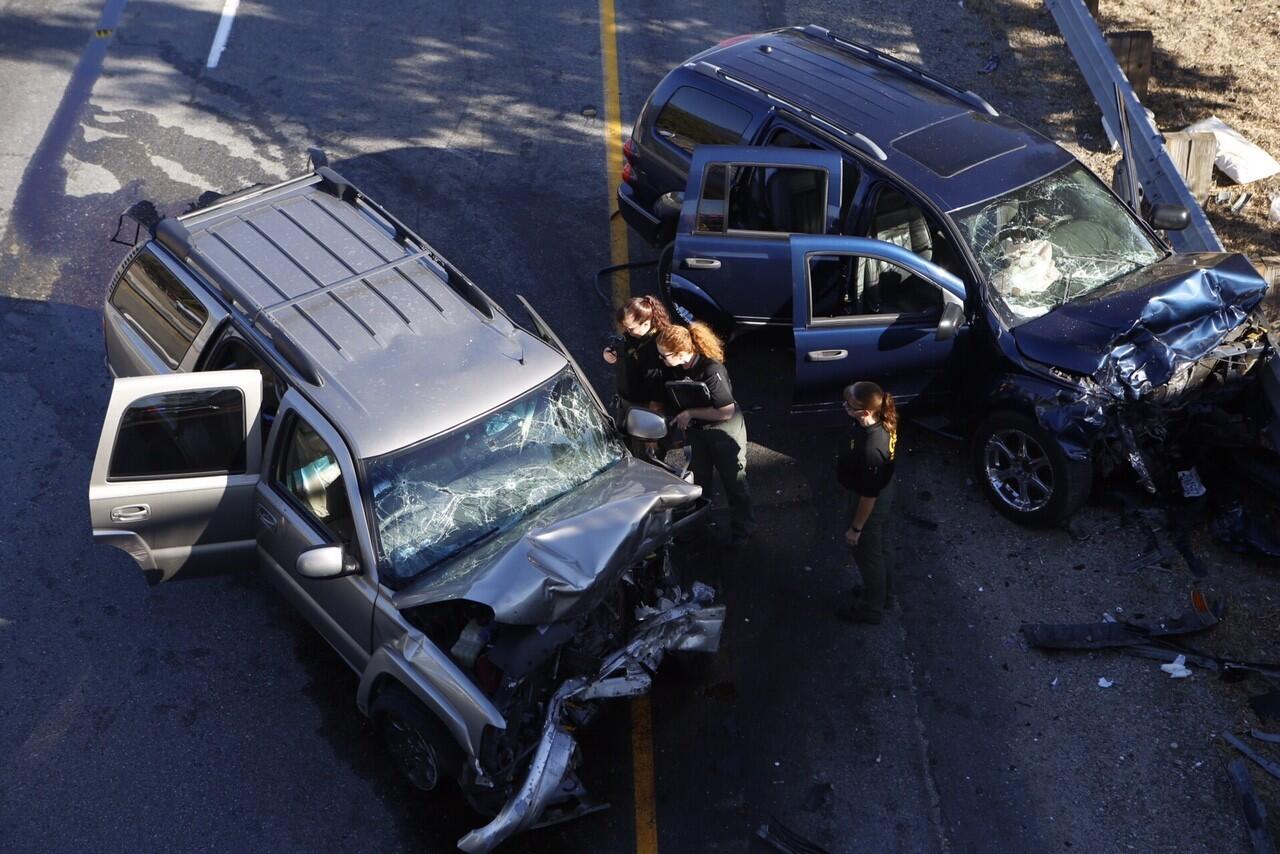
[766, 168, 824, 233]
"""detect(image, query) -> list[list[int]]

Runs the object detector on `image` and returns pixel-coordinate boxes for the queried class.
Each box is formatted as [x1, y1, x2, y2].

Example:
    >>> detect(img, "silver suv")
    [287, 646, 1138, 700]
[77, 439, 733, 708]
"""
[90, 165, 722, 851]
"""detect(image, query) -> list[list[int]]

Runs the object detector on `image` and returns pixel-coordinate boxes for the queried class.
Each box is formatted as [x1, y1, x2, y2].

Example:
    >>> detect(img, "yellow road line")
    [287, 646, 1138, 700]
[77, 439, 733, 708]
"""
[599, 0, 630, 309]
[631, 693, 659, 854]
[598, 5, 658, 853]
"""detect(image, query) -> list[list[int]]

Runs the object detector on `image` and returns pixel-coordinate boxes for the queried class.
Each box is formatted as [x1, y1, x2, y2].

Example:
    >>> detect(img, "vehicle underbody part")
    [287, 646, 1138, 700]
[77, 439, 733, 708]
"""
[456, 586, 724, 853]
[1226, 759, 1277, 854]
[1020, 593, 1223, 650]
[1211, 500, 1280, 562]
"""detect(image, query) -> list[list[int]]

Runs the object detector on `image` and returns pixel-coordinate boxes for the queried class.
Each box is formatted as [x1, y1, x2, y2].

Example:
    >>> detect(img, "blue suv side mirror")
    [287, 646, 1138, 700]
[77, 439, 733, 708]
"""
[1148, 203, 1190, 231]
[936, 301, 965, 342]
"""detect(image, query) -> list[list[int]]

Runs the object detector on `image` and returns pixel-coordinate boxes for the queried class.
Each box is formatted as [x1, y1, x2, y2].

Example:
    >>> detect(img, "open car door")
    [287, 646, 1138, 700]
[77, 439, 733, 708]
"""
[671, 145, 843, 325]
[89, 369, 263, 584]
[789, 235, 968, 414]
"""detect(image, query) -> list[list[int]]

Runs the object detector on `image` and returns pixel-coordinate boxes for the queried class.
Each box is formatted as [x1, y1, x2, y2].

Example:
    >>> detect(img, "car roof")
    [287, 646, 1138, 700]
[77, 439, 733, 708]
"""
[167, 173, 565, 459]
[692, 26, 1074, 210]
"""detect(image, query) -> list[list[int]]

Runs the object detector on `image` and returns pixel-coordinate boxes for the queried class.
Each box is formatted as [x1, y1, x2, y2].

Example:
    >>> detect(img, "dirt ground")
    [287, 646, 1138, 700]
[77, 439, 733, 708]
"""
[971, 0, 1280, 260]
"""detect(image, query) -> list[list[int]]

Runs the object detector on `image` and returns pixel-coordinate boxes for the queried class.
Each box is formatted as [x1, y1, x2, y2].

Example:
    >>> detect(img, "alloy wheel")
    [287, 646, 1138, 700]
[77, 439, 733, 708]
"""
[384, 716, 440, 791]
[984, 427, 1055, 513]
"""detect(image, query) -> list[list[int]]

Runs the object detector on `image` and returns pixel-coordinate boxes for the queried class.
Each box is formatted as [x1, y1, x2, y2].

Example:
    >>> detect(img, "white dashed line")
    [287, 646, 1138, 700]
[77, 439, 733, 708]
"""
[205, 0, 240, 69]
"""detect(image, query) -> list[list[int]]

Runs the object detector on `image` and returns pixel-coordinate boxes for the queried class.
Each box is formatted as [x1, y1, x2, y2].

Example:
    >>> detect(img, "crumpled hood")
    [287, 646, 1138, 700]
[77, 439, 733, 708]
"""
[1011, 252, 1267, 398]
[392, 457, 701, 624]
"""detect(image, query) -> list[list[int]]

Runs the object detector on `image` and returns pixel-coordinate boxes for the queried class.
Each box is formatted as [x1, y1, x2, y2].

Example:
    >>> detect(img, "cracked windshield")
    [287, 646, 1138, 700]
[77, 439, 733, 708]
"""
[368, 370, 624, 586]
[954, 163, 1163, 325]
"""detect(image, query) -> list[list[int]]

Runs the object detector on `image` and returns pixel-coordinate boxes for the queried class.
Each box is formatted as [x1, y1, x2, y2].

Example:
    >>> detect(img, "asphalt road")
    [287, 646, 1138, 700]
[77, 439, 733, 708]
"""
[1, 2, 1275, 853]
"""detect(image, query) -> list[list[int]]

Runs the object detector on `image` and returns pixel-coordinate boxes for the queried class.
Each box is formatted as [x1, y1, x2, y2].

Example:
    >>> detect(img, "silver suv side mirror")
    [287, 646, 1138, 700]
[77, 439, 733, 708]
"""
[626, 407, 668, 440]
[296, 544, 357, 579]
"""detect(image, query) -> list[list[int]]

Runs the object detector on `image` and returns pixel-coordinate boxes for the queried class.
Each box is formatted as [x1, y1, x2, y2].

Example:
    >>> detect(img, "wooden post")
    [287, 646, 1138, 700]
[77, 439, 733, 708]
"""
[1085, 0, 1100, 17]
[1257, 257, 1280, 318]
[1106, 30, 1153, 98]
[1164, 131, 1217, 203]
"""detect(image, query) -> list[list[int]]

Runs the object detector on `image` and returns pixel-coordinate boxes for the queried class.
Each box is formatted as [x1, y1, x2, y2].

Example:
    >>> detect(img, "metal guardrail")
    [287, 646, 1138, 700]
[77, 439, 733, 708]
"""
[1044, 0, 1223, 253]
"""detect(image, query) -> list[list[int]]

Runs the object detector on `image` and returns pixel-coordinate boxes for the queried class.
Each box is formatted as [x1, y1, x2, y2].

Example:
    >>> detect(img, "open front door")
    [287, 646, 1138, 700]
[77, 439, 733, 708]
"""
[789, 235, 968, 414]
[671, 145, 843, 325]
[89, 369, 263, 584]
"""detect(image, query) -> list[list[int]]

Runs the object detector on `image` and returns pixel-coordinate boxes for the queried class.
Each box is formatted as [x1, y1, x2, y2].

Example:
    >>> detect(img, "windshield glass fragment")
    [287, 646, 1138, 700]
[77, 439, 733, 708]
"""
[368, 370, 625, 586]
[954, 163, 1163, 325]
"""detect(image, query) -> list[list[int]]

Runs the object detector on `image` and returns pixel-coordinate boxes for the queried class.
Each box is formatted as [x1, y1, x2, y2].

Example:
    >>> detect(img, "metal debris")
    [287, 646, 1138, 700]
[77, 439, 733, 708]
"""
[1227, 759, 1277, 854]
[756, 817, 830, 854]
[1223, 732, 1280, 782]
[1251, 731, 1280, 745]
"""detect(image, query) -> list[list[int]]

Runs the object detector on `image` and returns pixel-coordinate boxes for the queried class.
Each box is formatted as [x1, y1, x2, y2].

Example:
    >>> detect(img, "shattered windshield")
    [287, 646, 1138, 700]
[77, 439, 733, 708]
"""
[953, 163, 1164, 325]
[368, 370, 625, 586]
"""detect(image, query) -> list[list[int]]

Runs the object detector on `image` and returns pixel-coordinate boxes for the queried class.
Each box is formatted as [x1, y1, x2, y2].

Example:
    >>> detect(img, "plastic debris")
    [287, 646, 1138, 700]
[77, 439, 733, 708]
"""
[1098, 677, 1114, 688]
[1270, 195, 1280, 224]
[1160, 654, 1192, 678]
[980, 53, 999, 73]
[1183, 116, 1280, 184]
[1227, 759, 1276, 854]
[1231, 192, 1253, 214]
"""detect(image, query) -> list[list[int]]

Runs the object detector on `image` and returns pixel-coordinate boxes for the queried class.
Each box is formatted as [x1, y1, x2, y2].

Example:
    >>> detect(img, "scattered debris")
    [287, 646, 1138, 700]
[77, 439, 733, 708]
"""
[1223, 732, 1280, 782]
[1211, 501, 1280, 562]
[1226, 759, 1277, 854]
[1251, 731, 1280, 746]
[1160, 654, 1193, 678]
[1232, 192, 1254, 214]
[1250, 690, 1280, 723]
[1098, 677, 1114, 688]
[1269, 195, 1280, 225]
[756, 817, 829, 854]
[1183, 116, 1280, 184]
[1021, 593, 1222, 650]
[979, 53, 999, 73]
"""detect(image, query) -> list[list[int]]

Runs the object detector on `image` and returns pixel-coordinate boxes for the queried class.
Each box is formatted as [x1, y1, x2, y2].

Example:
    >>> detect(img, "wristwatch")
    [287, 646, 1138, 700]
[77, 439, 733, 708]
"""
[850, 526, 862, 534]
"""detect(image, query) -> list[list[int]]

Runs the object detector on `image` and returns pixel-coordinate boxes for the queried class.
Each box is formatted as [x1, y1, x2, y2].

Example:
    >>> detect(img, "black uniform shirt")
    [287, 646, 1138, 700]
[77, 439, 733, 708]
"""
[669, 355, 735, 425]
[837, 421, 897, 497]
[616, 333, 666, 404]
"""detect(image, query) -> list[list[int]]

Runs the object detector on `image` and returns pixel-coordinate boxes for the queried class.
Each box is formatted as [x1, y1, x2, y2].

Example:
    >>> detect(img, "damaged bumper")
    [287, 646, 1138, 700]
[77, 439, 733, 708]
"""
[456, 585, 725, 853]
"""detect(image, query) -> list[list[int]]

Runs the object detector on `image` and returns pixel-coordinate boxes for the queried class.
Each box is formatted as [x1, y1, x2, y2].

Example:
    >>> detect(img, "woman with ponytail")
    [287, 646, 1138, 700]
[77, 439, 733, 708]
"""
[656, 322, 756, 545]
[603, 295, 672, 410]
[835, 381, 899, 624]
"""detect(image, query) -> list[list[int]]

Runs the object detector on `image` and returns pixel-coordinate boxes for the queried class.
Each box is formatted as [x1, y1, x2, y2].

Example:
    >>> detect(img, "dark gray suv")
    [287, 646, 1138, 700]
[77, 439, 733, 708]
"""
[90, 165, 721, 851]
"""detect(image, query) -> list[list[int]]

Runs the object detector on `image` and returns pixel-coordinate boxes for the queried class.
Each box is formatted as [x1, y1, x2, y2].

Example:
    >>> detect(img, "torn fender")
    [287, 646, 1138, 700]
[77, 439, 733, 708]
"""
[457, 590, 726, 853]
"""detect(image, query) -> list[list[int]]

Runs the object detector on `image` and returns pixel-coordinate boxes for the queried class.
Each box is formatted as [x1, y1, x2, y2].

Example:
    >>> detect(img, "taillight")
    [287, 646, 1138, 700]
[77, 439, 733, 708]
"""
[623, 136, 636, 163]
[716, 33, 756, 49]
[621, 160, 634, 184]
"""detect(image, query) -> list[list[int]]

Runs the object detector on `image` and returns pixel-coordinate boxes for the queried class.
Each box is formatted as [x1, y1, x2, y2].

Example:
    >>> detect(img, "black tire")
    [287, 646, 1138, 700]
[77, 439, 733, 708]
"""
[972, 410, 1093, 526]
[371, 683, 463, 794]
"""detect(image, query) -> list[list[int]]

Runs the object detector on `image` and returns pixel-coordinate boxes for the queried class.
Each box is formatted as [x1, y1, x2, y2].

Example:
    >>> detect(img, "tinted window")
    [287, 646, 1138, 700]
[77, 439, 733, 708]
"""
[274, 417, 353, 542]
[110, 254, 208, 368]
[654, 86, 752, 155]
[110, 388, 245, 480]
[695, 164, 728, 233]
[808, 254, 943, 320]
[727, 165, 827, 234]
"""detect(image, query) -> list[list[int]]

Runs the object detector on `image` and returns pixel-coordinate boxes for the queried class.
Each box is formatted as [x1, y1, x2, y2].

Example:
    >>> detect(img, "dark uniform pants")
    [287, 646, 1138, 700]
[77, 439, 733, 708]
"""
[849, 478, 896, 611]
[688, 415, 756, 538]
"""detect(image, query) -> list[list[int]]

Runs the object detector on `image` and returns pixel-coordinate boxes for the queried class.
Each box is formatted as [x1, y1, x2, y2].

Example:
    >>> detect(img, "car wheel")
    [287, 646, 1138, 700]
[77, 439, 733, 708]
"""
[372, 683, 462, 794]
[972, 411, 1092, 526]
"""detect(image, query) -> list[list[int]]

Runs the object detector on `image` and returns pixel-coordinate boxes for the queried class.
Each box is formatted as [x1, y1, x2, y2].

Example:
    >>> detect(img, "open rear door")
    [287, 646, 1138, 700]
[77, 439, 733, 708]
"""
[671, 146, 844, 324]
[89, 369, 263, 584]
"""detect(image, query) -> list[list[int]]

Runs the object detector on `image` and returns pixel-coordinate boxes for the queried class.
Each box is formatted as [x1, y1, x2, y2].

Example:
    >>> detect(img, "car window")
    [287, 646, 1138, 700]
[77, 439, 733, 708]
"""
[206, 337, 285, 425]
[697, 163, 828, 235]
[767, 126, 860, 222]
[274, 416, 354, 543]
[109, 388, 245, 480]
[868, 188, 963, 278]
[654, 86, 752, 155]
[109, 253, 208, 368]
[808, 253, 943, 321]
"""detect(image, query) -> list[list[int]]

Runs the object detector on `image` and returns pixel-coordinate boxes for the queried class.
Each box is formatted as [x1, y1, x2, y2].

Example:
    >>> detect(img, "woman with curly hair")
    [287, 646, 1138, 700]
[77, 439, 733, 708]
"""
[656, 321, 756, 546]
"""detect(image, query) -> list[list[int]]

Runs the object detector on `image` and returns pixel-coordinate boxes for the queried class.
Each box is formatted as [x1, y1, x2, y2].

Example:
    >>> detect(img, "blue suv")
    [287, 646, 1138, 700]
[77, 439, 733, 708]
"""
[618, 25, 1280, 525]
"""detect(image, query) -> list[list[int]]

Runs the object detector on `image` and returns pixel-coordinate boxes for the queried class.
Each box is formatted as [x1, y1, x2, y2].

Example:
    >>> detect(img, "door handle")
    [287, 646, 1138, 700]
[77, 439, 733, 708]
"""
[110, 504, 150, 523]
[255, 505, 278, 531]
[806, 349, 848, 362]
[684, 257, 721, 271]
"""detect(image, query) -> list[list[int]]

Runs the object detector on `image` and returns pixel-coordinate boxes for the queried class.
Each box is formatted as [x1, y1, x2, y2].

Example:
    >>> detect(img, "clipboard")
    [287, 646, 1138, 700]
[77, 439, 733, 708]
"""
[665, 379, 712, 412]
